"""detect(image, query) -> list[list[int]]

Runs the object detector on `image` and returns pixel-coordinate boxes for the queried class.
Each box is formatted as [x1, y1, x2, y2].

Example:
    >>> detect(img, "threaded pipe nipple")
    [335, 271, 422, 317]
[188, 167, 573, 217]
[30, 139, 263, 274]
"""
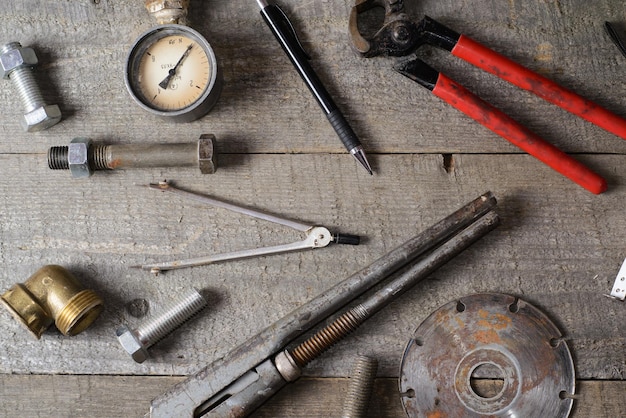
[48, 146, 69, 169]
[90, 144, 110, 170]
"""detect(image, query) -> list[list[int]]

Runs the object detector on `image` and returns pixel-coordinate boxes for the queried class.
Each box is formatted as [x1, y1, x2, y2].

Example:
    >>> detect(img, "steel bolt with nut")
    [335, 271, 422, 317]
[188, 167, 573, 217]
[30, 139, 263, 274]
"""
[116, 288, 207, 363]
[47, 134, 217, 178]
[0, 42, 62, 132]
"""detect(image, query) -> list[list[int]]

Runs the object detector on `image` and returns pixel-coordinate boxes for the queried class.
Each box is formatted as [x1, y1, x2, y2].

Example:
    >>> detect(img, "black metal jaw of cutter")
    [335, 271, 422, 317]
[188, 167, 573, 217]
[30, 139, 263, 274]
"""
[348, 0, 626, 195]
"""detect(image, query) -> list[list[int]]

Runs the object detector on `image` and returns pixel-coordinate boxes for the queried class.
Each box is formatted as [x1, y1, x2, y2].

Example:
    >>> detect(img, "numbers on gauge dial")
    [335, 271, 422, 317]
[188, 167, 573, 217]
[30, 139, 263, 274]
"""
[136, 35, 211, 111]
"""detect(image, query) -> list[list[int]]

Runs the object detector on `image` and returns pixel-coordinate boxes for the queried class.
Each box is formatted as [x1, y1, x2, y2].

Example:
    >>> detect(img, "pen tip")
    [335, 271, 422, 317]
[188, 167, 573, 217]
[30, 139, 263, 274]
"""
[351, 147, 373, 175]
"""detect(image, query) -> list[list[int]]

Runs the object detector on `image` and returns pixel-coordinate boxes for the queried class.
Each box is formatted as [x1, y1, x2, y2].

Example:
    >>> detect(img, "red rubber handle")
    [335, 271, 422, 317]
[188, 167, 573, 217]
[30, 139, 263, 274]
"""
[433, 73, 607, 194]
[452, 35, 626, 140]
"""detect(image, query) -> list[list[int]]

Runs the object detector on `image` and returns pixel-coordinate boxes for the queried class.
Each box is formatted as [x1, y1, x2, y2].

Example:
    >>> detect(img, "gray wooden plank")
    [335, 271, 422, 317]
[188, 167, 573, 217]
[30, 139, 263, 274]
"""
[0, 153, 624, 379]
[0, 0, 624, 155]
[0, 375, 622, 418]
[0, 0, 624, 415]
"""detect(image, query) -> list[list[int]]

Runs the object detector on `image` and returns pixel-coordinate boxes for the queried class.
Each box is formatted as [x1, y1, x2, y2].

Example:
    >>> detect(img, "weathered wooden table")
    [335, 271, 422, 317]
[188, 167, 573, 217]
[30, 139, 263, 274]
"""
[0, 0, 624, 416]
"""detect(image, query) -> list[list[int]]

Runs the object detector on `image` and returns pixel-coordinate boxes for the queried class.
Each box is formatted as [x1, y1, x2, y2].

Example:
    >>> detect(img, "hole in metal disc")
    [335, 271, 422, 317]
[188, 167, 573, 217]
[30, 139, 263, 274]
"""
[456, 300, 466, 312]
[401, 388, 416, 398]
[470, 363, 505, 399]
[508, 298, 520, 313]
[550, 338, 561, 348]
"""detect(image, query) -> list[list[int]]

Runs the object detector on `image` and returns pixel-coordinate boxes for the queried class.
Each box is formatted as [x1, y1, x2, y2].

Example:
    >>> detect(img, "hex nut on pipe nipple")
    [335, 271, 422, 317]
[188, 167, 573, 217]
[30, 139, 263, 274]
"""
[0, 265, 104, 339]
[48, 135, 217, 178]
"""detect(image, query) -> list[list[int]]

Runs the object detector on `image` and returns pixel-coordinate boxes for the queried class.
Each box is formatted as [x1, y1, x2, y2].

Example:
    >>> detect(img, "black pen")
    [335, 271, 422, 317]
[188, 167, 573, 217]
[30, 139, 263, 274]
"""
[256, 0, 373, 175]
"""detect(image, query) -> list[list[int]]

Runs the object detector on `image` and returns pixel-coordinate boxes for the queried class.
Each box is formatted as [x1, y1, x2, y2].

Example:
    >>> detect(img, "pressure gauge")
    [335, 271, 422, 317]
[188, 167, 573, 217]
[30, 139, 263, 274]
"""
[125, 24, 222, 122]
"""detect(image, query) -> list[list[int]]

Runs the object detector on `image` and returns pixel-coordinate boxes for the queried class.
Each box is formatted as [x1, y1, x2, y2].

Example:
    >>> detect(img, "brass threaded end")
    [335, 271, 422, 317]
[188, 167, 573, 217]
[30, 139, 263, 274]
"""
[55, 289, 104, 336]
[291, 305, 369, 367]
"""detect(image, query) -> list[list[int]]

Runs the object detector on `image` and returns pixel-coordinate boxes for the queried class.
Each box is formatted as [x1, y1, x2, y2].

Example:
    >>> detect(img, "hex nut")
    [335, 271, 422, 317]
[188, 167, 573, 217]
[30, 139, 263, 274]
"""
[22, 104, 62, 132]
[198, 134, 216, 174]
[116, 326, 149, 363]
[68, 138, 94, 178]
[0, 46, 37, 79]
[275, 350, 302, 382]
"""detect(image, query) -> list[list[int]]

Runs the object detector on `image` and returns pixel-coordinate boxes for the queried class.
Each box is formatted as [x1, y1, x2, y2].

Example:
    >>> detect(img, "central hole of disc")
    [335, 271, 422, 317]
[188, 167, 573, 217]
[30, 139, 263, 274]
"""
[470, 363, 505, 399]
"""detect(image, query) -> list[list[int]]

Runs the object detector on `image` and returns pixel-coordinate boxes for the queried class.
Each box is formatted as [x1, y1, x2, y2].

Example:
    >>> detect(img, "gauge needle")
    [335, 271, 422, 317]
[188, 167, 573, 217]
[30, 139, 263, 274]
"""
[158, 44, 193, 90]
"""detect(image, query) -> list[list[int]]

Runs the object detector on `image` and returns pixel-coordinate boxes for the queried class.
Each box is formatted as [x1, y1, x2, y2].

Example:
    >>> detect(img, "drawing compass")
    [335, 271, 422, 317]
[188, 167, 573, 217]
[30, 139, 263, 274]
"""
[124, 0, 222, 122]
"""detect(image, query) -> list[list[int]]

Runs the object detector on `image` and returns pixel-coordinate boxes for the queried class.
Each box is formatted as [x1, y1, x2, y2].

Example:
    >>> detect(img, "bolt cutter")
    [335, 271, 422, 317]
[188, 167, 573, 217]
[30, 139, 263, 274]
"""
[348, 0, 626, 194]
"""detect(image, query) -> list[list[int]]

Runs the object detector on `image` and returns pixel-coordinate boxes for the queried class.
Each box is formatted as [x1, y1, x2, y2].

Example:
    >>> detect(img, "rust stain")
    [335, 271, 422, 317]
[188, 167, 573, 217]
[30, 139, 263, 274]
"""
[427, 411, 445, 418]
[474, 329, 501, 344]
[108, 158, 122, 169]
[477, 309, 512, 331]
[454, 315, 465, 328]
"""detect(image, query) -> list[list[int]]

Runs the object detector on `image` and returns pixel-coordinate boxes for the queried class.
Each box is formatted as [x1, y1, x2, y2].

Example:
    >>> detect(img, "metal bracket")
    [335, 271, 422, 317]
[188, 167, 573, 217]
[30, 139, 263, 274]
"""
[608, 258, 626, 301]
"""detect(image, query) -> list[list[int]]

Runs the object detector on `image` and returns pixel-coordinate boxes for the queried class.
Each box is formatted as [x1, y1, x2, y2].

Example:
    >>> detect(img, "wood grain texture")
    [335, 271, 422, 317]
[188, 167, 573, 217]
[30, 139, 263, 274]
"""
[0, 0, 624, 155]
[0, 153, 624, 380]
[0, 0, 624, 416]
[0, 375, 623, 418]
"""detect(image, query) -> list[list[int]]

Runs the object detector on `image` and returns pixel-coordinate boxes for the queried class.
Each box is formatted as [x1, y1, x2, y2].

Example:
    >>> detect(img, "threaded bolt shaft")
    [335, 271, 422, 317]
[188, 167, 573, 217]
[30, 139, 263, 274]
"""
[12, 67, 45, 112]
[48, 146, 69, 169]
[290, 304, 369, 368]
[90, 144, 110, 170]
[135, 289, 207, 348]
[2, 42, 45, 112]
[342, 356, 378, 418]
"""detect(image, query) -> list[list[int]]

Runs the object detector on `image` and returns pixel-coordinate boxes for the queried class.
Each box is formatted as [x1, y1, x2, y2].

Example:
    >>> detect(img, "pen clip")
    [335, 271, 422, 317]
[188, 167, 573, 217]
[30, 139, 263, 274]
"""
[273, 4, 311, 60]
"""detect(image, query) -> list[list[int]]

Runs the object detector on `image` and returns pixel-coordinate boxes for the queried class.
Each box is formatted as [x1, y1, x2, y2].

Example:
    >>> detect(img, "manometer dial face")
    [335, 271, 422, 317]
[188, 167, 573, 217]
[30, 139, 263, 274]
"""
[125, 25, 222, 122]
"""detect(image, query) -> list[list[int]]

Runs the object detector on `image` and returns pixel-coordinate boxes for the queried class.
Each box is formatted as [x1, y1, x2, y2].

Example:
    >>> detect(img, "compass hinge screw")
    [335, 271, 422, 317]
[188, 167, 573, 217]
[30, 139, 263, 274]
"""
[0, 42, 61, 132]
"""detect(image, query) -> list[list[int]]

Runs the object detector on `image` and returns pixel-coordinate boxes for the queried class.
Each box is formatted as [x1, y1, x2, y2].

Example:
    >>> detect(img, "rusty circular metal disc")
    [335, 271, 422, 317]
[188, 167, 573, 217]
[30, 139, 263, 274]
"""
[399, 293, 575, 417]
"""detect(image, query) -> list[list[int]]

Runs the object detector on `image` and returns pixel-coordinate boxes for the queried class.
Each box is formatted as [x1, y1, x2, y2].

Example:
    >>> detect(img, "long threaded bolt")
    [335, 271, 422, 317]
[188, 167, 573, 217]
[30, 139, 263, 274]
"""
[1, 42, 62, 132]
[342, 356, 378, 418]
[290, 304, 369, 368]
[47, 134, 216, 178]
[275, 304, 370, 383]
[116, 288, 207, 363]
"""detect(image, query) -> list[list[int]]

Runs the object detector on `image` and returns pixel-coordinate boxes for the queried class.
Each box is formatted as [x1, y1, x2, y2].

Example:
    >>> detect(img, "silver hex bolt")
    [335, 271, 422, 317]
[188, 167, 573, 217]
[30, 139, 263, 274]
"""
[0, 42, 62, 132]
[116, 288, 207, 363]
[47, 134, 217, 178]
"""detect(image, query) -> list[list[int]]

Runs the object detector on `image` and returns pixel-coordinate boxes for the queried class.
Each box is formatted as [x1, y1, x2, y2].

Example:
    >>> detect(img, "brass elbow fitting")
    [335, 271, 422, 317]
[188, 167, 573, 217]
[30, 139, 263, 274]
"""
[0, 265, 104, 339]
